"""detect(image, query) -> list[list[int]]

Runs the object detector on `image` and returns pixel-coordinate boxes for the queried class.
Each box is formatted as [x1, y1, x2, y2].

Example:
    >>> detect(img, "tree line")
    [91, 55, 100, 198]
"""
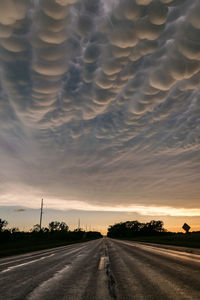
[0, 218, 102, 244]
[107, 220, 166, 238]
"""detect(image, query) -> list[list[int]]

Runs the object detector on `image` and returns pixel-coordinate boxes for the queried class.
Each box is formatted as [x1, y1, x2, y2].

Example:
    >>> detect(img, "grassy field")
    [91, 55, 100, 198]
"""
[0, 238, 101, 258]
[0, 234, 103, 258]
[0, 229, 102, 258]
[117, 232, 200, 248]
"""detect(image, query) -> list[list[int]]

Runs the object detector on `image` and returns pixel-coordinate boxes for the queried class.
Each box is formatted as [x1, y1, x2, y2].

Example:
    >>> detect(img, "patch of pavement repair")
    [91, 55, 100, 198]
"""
[106, 258, 117, 299]
[103, 240, 117, 299]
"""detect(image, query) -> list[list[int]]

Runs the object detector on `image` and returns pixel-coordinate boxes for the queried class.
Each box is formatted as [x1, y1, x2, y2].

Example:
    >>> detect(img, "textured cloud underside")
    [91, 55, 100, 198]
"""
[0, 0, 200, 212]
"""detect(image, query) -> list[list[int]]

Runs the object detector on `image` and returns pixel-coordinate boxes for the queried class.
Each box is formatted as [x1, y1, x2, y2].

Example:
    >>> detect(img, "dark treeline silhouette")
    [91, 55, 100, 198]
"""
[107, 220, 166, 238]
[0, 218, 102, 257]
[107, 220, 200, 248]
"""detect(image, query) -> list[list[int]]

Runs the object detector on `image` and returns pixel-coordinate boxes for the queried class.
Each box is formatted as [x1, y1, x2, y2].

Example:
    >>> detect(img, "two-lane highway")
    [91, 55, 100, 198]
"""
[0, 238, 200, 300]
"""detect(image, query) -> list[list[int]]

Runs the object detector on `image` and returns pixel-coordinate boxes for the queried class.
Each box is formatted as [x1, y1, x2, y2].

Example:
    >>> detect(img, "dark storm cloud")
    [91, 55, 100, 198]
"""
[0, 0, 200, 215]
[14, 208, 26, 212]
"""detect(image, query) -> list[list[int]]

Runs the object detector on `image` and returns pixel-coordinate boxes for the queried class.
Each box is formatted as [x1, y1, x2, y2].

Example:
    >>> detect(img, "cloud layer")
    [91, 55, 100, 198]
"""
[0, 0, 200, 215]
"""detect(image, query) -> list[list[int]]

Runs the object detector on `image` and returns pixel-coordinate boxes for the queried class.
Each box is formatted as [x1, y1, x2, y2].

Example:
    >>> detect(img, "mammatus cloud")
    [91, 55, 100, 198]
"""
[0, 0, 200, 216]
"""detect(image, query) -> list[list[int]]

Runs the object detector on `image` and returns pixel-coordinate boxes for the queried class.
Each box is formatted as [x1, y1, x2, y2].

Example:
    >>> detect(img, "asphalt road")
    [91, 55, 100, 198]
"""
[0, 238, 200, 300]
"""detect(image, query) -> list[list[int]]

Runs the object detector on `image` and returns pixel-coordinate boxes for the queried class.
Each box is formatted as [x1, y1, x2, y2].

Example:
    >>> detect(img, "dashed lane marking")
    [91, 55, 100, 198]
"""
[98, 256, 109, 270]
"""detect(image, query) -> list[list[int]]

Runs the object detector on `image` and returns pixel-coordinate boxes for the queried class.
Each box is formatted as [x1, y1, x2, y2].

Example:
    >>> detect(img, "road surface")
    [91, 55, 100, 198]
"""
[0, 238, 200, 300]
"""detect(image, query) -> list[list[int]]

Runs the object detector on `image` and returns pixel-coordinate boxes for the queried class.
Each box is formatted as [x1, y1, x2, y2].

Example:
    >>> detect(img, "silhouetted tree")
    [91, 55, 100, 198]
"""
[49, 221, 60, 231]
[32, 224, 41, 232]
[49, 221, 68, 232]
[10, 227, 19, 234]
[59, 222, 69, 231]
[141, 220, 164, 234]
[107, 220, 166, 238]
[42, 227, 49, 233]
[0, 218, 8, 232]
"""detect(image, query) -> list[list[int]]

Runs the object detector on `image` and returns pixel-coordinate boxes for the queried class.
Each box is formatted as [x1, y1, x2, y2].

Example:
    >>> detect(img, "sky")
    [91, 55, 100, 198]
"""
[0, 0, 200, 233]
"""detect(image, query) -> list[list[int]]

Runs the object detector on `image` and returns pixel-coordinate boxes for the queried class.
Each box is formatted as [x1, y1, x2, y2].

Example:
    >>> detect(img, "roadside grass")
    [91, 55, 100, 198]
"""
[116, 232, 200, 248]
[0, 238, 99, 258]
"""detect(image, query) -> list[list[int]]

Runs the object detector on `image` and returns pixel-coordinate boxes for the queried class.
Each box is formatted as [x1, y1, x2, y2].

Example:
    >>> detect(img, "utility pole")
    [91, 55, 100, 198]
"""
[39, 198, 43, 230]
[78, 218, 80, 230]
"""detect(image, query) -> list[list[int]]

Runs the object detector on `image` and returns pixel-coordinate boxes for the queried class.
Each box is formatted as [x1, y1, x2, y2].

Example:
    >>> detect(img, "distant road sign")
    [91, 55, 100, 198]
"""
[182, 223, 190, 233]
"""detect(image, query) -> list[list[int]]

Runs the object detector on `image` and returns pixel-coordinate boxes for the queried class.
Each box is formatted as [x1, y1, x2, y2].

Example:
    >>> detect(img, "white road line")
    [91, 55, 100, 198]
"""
[0, 252, 56, 267]
[0, 251, 59, 267]
[98, 256, 105, 270]
[1, 254, 55, 273]
[98, 256, 109, 270]
[27, 265, 71, 300]
[1, 245, 88, 273]
[0, 243, 89, 268]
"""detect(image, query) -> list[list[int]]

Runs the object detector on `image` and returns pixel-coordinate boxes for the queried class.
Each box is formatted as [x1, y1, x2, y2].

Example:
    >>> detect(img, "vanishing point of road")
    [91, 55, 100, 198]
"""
[0, 238, 200, 300]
